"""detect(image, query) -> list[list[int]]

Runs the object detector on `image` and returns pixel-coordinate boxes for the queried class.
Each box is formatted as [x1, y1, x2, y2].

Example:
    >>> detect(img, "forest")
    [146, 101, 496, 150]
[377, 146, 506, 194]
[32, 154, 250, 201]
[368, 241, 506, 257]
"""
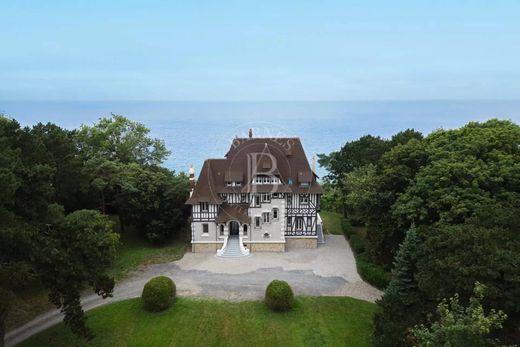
[319, 119, 520, 346]
[0, 114, 190, 343]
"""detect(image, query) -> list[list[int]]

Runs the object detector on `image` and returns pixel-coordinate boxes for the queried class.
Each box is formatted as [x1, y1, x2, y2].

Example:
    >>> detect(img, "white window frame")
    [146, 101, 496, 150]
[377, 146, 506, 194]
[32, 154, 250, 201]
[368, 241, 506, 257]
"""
[202, 223, 209, 234]
[300, 194, 309, 205]
[219, 224, 224, 236]
[262, 212, 270, 224]
[255, 217, 261, 228]
[261, 193, 271, 203]
[200, 202, 209, 211]
[272, 208, 279, 220]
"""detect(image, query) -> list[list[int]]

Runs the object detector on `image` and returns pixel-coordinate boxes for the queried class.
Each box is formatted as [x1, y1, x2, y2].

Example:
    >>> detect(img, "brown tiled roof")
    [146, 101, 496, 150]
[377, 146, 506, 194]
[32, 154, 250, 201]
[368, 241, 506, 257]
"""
[216, 203, 251, 224]
[186, 137, 323, 204]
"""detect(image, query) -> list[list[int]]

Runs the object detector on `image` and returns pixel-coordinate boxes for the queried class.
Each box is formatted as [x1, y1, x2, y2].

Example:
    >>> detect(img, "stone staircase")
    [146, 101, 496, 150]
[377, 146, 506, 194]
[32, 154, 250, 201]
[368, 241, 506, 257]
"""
[317, 213, 325, 244]
[217, 235, 250, 258]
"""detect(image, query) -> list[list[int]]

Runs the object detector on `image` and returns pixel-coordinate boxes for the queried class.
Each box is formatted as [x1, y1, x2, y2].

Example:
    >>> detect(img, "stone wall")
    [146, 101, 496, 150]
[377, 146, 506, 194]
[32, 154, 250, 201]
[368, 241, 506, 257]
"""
[286, 238, 317, 249]
[247, 242, 285, 252]
[192, 243, 220, 253]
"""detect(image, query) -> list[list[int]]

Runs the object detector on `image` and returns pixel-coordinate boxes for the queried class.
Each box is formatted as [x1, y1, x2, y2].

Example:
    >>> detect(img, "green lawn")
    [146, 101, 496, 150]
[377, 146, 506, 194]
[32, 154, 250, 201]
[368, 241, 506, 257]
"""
[110, 230, 188, 280]
[20, 296, 378, 347]
[320, 211, 343, 235]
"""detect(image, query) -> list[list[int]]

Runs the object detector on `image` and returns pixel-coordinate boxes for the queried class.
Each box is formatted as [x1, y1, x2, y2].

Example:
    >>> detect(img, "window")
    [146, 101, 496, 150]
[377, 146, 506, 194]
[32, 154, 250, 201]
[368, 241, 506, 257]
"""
[287, 216, 292, 228]
[272, 208, 279, 220]
[300, 194, 309, 204]
[226, 181, 233, 186]
[254, 195, 260, 206]
[255, 217, 261, 228]
[255, 177, 262, 184]
[221, 194, 227, 202]
[235, 181, 242, 186]
[296, 218, 303, 230]
[241, 194, 247, 203]
[262, 212, 270, 224]
[200, 202, 209, 211]
[300, 182, 310, 188]
[263, 176, 270, 184]
[307, 217, 312, 227]
[219, 224, 224, 236]
[202, 223, 209, 234]
[243, 225, 248, 236]
[261, 193, 271, 202]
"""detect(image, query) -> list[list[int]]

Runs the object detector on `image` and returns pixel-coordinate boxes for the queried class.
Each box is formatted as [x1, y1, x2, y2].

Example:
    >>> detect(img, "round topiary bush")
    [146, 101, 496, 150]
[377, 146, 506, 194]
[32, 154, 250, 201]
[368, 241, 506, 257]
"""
[265, 280, 294, 312]
[141, 276, 176, 312]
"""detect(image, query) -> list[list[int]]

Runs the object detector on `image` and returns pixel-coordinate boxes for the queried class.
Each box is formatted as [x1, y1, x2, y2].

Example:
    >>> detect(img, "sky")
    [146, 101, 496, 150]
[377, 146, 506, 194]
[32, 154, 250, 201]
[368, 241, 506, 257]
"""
[1, 0, 519, 101]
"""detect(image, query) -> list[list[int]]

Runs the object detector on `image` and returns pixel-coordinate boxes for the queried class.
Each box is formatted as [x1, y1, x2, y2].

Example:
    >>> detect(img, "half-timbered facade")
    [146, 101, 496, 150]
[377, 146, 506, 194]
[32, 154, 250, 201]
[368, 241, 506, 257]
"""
[186, 134, 323, 254]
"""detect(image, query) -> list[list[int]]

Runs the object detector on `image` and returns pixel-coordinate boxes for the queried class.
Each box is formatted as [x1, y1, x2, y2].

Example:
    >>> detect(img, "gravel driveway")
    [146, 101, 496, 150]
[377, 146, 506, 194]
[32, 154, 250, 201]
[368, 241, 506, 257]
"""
[6, 235, 382, 346]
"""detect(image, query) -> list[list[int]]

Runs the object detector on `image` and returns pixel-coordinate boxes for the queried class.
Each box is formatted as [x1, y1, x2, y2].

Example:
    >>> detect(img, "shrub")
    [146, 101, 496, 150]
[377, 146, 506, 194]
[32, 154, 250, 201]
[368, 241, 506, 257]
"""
[341, 217, 354, 238]
[349, 234, 365, 254]
[141, 276, 176, 312]
[356, 254, 391, 290]
[265, 280, 294, 312]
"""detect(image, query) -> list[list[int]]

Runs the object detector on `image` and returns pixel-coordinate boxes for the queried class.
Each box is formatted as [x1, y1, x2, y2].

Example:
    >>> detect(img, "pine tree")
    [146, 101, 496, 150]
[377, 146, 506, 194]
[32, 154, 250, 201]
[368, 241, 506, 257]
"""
[373, 228, 424, 347]
[384, 227, 421, 305]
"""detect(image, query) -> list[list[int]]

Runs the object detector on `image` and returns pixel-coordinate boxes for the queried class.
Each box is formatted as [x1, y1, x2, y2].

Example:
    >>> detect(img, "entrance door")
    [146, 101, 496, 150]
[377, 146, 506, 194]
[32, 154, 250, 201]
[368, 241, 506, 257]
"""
[229, 221, 240, 236]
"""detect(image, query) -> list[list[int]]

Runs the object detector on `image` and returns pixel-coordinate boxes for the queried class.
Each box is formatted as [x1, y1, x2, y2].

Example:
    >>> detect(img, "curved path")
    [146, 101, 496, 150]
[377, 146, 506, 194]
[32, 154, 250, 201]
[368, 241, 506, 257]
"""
[5, 235, 382, 346]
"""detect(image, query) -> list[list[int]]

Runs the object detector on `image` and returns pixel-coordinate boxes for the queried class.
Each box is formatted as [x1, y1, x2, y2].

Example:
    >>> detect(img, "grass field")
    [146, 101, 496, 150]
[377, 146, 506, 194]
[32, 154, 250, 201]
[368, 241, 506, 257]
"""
[110, 230, 188, 280]
[20, 296, 378, 347]
[320, 211, 343, 235]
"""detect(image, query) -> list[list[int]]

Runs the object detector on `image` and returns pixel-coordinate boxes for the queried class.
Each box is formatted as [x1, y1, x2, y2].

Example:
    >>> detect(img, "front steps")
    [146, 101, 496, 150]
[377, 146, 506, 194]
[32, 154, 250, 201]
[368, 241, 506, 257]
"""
[217, 235, 250, 258]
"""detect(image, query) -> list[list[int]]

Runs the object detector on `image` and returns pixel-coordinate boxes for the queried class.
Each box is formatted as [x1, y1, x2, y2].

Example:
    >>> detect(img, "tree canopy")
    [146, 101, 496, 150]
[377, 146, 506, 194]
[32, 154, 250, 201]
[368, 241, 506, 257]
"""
[0, 114, 189, 343]
[320, 119, 520, 345]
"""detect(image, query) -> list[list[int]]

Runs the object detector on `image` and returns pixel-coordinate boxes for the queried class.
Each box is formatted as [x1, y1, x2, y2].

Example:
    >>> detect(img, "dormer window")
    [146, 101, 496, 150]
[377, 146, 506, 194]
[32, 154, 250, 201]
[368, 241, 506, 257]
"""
[300, 182, 310, 188]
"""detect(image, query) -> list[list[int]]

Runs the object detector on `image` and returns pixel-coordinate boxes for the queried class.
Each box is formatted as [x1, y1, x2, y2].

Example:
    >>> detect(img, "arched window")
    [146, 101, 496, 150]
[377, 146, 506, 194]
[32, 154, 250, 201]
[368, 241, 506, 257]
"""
[272, 208, 279, 220]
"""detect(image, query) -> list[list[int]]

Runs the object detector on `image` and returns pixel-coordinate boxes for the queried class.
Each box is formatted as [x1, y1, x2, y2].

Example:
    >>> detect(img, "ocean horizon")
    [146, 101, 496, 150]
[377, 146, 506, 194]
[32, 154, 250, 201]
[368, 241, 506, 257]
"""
[2, 100, 520, 178]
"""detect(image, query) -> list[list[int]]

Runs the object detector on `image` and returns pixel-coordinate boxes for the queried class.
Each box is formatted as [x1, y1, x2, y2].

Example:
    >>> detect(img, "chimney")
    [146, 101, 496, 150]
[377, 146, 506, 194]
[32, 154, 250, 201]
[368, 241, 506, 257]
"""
[188, 164, 196, 196]
[312, 154, 316, 174]
[248, 128, 253, 138]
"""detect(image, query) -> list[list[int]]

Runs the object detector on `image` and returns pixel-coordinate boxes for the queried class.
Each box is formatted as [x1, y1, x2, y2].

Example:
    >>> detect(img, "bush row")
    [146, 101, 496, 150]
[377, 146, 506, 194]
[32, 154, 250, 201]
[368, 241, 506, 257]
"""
[341, 217, 391, 290]
[142, 277, 295, 313]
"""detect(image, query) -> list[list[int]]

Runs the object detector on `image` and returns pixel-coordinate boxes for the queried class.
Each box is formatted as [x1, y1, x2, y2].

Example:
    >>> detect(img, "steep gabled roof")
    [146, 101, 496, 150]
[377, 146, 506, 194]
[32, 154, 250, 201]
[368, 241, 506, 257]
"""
[186, 137, 322, 205]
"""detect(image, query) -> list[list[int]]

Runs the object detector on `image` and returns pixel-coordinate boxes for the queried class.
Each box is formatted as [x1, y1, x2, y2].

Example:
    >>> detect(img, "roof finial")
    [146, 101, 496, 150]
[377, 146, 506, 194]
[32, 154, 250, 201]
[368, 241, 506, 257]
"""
[312, 154, 316, 174]
[248, 128, 253, 138]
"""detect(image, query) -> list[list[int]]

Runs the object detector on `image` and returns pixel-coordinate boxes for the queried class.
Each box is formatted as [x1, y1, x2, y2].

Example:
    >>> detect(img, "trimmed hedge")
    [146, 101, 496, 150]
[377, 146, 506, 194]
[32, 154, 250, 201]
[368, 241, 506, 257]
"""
[349, 234, 365, 254]
[340, 216, 391, 290]
[356, 254, 392, 290]
[265, 280, 294, 312]
[142, 276, 176, 312]
[341, 217, 354, 238]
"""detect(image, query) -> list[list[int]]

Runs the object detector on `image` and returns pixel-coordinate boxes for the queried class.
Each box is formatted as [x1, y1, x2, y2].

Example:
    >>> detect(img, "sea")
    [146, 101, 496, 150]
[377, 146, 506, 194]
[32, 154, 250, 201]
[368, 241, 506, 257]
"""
[1, 100, 520, 178]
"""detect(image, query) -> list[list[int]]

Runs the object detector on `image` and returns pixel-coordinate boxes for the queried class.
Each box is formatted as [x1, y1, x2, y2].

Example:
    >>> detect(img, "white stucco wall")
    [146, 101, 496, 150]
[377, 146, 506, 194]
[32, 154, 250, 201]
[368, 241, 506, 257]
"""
[247, 197, 285, 243]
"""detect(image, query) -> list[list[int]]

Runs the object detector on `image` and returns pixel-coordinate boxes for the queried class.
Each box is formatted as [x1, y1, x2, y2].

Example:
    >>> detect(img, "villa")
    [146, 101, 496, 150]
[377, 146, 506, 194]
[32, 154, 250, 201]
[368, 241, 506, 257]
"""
[186, 131, 324, 256]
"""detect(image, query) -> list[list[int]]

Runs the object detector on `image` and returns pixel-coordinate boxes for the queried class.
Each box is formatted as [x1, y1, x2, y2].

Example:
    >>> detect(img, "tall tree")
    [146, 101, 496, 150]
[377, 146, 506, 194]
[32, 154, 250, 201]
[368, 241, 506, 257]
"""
[373, 228, 426, 346]
[35, 207, 119, 339]
[76, 114, 170, 165]
[412, 283, 509, 347]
